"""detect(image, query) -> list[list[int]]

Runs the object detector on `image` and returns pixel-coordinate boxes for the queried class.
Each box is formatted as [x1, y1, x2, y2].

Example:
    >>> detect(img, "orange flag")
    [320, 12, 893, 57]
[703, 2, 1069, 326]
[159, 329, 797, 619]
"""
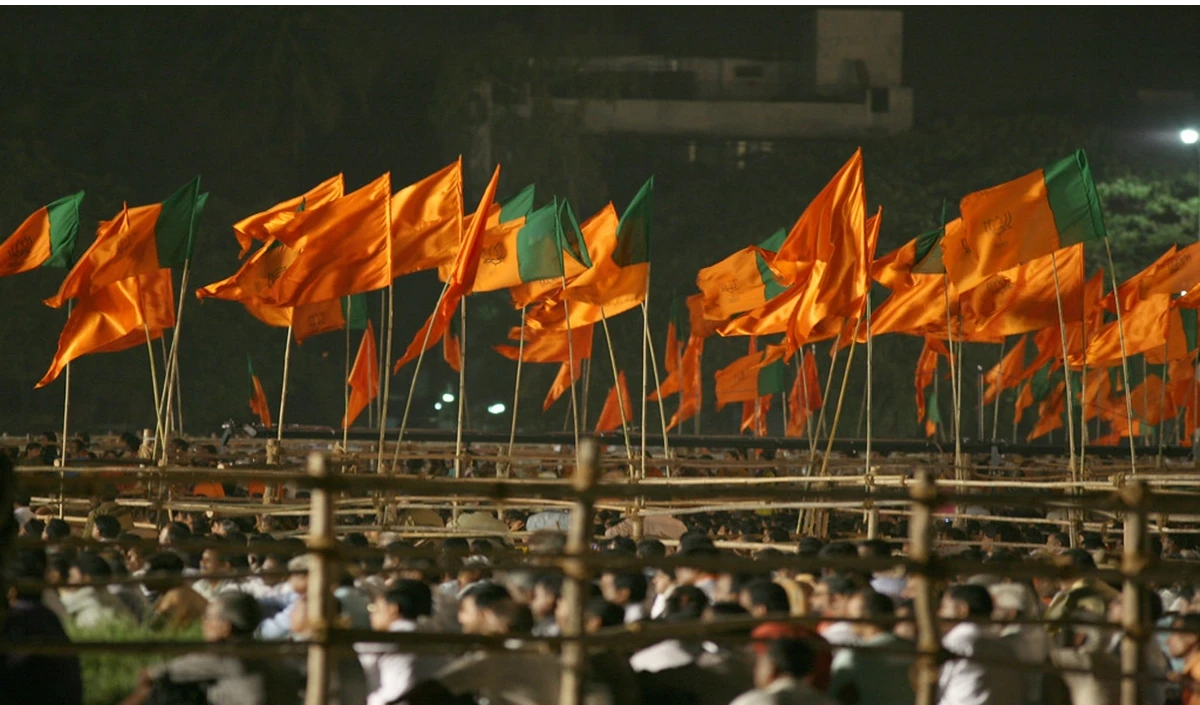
[262, 173, 392, 307]
[1027, 382, 1066, 440]
[868, 274, 960, 340]
[914, 339, 943, 425]
[1013, 381, 1035, 426]
[668, 335, 705, 431]
[543, 357, 584, 411]
[343, 322, 379, 428]
[714, 348, 777, 410]
[391, 160, 466, 278]
[595, 371, 632, 433]
[247, 356, 273, 428]
[1131, 374, 1176, 427]
[1079, 296, 1174, 368]
[741, 395, 772, 435]
[443, 332, 462, 373]
[233, 174, 344, 258]
[871, 237, 918, 292]
[1140, 241, 1200, 298]
[395, 167, 501, 371]
[494, 320, 595, 365]
[0, 192, 83, 277]
[510, 204, 617, 309]
[961, 244, 1086, 339]
[37, 269, 175, 388]
[771, 149, 866, 284]
[982, 336, 1028, 405]
[786, 202, 875, 350]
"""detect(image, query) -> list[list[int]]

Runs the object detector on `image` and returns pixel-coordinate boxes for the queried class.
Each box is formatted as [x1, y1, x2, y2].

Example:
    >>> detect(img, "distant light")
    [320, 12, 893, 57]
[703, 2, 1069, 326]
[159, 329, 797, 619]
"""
[1182, 128, 1199, 145]
[487, 403, 506, 415]
[441, 393, 455, 403]
[434, 402, 443, 411]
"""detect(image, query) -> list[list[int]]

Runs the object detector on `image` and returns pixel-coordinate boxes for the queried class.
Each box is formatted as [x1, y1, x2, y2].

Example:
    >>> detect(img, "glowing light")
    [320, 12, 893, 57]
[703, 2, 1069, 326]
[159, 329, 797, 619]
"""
[434, 402, 443, 411]
[1182, 129, 1199, 145]
[441, 393, 455, 403]
[487, 403, 506, 415]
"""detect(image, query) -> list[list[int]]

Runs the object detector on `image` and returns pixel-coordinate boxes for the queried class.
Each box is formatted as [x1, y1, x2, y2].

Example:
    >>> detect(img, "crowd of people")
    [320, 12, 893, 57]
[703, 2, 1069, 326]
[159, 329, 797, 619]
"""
[4, 438, 1200, 705]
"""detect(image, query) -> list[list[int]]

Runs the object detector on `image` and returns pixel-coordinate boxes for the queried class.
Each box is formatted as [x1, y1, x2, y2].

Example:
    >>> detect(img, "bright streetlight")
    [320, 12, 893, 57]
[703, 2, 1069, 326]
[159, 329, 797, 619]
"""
[487, 403, 506, 415]
[434, 402, 443, 411]
[441, 392, 455, 403]
[1182, 128, 1200, 145]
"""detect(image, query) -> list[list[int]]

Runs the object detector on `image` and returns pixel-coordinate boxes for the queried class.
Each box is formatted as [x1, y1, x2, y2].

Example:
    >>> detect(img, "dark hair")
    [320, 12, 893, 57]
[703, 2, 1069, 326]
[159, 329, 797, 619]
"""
[818, 542, 858, 559]
[608, 536, 637, 554]
[534, 573, 564, 598]
[216, 519, 241, 536]
[604, 570, 647, 603]
[383, 580, 433, 620]
[1046, 531, 1068, 546]
[5, 548, 48, 600]
[855, 589, 896, 622]
[1081, 533, 1105, 551]
[1062, 548, 1096, 570]
[1173, 613, 1200, 633]
[766, 528, 790, 543]
[797, 537, 824, 557]
[162, 522, 191, 545]
[707, 602, 750, 619]
[442, 537, 470, 554]
[71, 551, 113, 580]
[743, 579, 791, 615]
[44, 518, 71, 541]
[585, 598, 624, 628]
[147, 552, 187, 575]
[461, 582, 513, 611]
[665, 585, 710, 621]
[93, 515, 121, 540]
[858, 539, 891, 558]
[636, 539, 666, 560]
[765, 638, 816, 678]
[946, 584, 993, 617]
[820, 574, 859, 597]
[211, 592, 262, 638]
[23, 518, 45, 538]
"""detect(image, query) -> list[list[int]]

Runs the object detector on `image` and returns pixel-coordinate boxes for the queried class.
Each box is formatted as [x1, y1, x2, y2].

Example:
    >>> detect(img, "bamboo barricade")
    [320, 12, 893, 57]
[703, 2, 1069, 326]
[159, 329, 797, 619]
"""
[908, 471, 939, 705]
[559, 438, 599, 705]
[305, 452, 334, 705]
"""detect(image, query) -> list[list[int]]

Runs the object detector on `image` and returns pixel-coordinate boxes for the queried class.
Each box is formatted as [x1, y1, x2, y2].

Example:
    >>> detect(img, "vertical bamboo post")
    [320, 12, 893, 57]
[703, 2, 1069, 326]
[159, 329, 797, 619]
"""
[1104, 239, 1138, 474]
[640, 279, 649, 480]
[642, 298, 672, 476]
[159, 261, 192, 461]
[143, 324, 166, 455]
[941, 276, 964, 502]
[1119, 480, 1148, 705]
[455, 298, 468, 480]
[990, 338, 1006, 442]
[599, 309, 634, 463]
[58, 301, 72, 520]
[1157, 340, 1169, 468]
[797, 348, 816, 450]
[504, 307, 527, 478]
[809, 319, 862, 538]
[909, 471, 940, 705]
[865, 295, 878, 539]
[560, 438, 600, 705]
[376, 283, 395, 471]
[342, 298, 353, 453]
[391, 280, 452, 470]
[277, 325, 294, 444]
[562, 289, 581, 451]
[304, 452, 334, 705]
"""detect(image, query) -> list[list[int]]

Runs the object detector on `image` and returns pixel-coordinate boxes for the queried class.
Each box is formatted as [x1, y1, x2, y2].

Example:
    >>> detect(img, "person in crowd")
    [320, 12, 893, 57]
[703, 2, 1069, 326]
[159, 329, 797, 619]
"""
[1167, 613, 1200, 705]
[530, 573, 563, 636]
[458, 581, 523, 636]
[829, 589, 914, 705]
[1, 549, 83, 705]
[358, 580, 445, 705]
[988, 582, 1049, 705]
[59, 551, 135, 628]
[937, 584, 1022, 705]
[729, 635, 836, 705]
[193, 542, 237, 601]
[142, 552, 208, 628]
[600, 569, 649, 624]
[43, 518, 72, 543]
[812, 575, 860, 646]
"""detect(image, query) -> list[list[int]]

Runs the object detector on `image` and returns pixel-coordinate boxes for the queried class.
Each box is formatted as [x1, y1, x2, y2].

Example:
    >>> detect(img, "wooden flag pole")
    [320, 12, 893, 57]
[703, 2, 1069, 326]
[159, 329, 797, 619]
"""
[807, 316, 864, 537]
[990, 338, 1007, 442]
[797, 348, 816, 450]
[941, 274, 965, 501]
[342, 297, 353, 452]
[1158, 338, 1169, 468]
[1103, 238, 1138, 475]
[504, 307, 527, 478]
[640, 286, 649, 479]
[58, 302, 72, 519]
[277, 325, 293, 445]
[562, 293, 581, 452]
[391, 279, 452, 470]
[865, 294, 878, 540]
[1142, 357, 1149, 448]
[376, 283, 395, 474]
[599, 308, 634, 462]
[454, 298, 468, 480]
[158, 261, 191, 460]
[642, 301, 672, 476]
[172, 348, 184, 435]
[1049, 251, 1080, 493]
[582, 358, 592, 432]
[809, 331, 844, 457]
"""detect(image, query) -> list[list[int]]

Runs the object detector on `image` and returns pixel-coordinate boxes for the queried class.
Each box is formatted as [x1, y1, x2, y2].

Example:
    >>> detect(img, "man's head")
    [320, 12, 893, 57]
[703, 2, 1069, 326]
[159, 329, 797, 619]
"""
[636, 539, 666, 561]
[530, 574, 563, 621]
[847, 589, 893, 639]
[371, 580, 432, 631]
[939, 584, 993, 627]
[752, 636, 817, 690]
[203, 592, 262, 643]
[600, 570, 647, 607]
[1045, 531, 1067, 550]
[67, 551, 112, 588]
[739, 579, 791, 619]
[287, 555, 311, 596]
[1167, 614, 1200, 659]
[159, 521, 191, 547]
[43, 518, 71, 542]
[199, 545, 234, 581]
[91, 515, 121, 542]
[675, 545, 720, 587]
[5, 548, 48, 602]
[458, 582, 518, 635]
[664, 585, 710, 622]
[812, 574, 858, 618]
[857, 540, 891, 560]
[580, 598, 624, 634]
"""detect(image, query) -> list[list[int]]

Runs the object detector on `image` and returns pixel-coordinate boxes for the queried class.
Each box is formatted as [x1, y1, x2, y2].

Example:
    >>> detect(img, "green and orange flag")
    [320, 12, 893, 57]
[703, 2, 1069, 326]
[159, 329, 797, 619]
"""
[453, 197, 590, 293]
[714, 344, 786, 410]
[247, 355, 272, 428]
[46, 178, 206, 308]
[695, 228, 788, 321]
[0, 192, 83, 277]
[232, 174, 344, 258]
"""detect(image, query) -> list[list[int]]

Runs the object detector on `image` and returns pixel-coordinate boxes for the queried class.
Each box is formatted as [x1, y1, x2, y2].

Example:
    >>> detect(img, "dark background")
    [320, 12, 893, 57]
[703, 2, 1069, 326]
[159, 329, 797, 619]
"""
[0, 7, 1197, 441]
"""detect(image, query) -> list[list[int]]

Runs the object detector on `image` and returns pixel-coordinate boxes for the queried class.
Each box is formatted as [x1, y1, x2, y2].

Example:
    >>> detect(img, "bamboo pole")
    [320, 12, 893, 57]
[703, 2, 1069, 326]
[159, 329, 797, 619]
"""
[1049, 251, 1081, 546]
[865, 294, 878, 540]
[797, 348, 816, 450]
[909, 471, 940, 705]
[303, 452, 334, 705]
[562, 297, 581, 452]
[942, 275, 964, 502]
[377, 283, 395, 473]
[342, 297, 353, 452]
[392, 280, 453, 470]
[582, 358, 592, 433]
[454, 298, 468, 481]
[643, 301, 672, 476]
[810, 332, 844, 452]
[1104, 239, 1138, 474]
[599, 308, 633, 462]
[143, 323, 166, 456]
[58, 302, 73, 520]
[559, 438, 600, 705]
[640, 281, 649, 479]
[810, 318, 863, 537]
[159, 261, 191, 461]
[990, 338, 1006, 442]
[1119, 480, 1148, 705]
[277, 325, 293, 445]
[504, 307, 527, 478]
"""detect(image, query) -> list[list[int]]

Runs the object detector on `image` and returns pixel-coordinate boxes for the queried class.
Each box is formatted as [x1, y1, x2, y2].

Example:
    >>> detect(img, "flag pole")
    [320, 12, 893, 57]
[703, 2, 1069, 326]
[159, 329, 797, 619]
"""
[808, 331, 843, 458]
[640, 284, 649, 479]
[1103, 237, 1138, 475]
[941, 274, 965, 503]
[1158, 338, 1169, 468]
[562, 293, 581, 452]
[865, 294, 877, 539]
[1049, 251, 1079, 495]
[58, 302, 72, 520]
[342, 297, 353, 453]
[582, 357, 593, 431]
[598, 307, 633, 462]
[159, 339, 172, 434]
[391, 279, 452, 471]
[797, 347, 816, 449]
[808, 316, 864, 537]
[504, 307, 527, 478]
[277, 325, 293, 445]
[990, 338, 1007, 442]
[454, 298, 468, 480]
[158, 260, 191, 461]
[1142, 357, 1149, 448]
[641, 272, 672, 477]
[172, 349, 184, 435]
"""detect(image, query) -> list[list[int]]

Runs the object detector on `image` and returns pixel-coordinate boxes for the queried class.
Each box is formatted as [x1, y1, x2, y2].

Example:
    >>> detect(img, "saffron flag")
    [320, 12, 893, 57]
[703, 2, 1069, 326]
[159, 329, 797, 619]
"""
[1139, 241, 1200, 298]
[871, 237, 918, 292]
[343, 322, 379, 428]
[771, 149, 866, 285]
[510, 202, 611, 310]
[942, 150, 1107, 293]
[714, 347, 786, 411]
[595, 370, 633, 433]
[741, 394, 772, 435]
[1028, 382, 1067, 440]
[915, 339, 942, 426]
[695, 228, 788, 321]
[563, 179, 652, 310]
[667, 335, 705, 431]
[262, 173, 392, 307]
[786, 349, 821, 436]
[649, 297, 688, 401]
[925, 387, 942, 438]
[395, 166, 500, 371]
[0, 192, 83, 277]
[443, 332, 462, 373]
[454, 198, 586, 293]
[960, 244, 1086, 339]
[37, 269, 176, 387]
[543, 357, 584, 412]
[248, 356, 272, 428]
[787, 202, 875, 350]
[46, 178, 205, 307]
[232, 174, 344, 258]
[982, 336, 1029, 405]
[390, 160, 465, 278]
[494, 323, 594, 365]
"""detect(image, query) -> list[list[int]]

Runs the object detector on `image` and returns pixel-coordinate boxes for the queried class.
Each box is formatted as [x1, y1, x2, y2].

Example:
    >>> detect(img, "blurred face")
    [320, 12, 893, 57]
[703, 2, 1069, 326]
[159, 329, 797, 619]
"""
[158, 527, 172, 546]
[811, 583, 830, 616]
[199, 549, 229, 578]
[261, 557, 286, 587]
[1167, 623, 1198, 659]
[202, 602, 232, 643]
[370, 596, 399, 631]
[555, 596, 570, 632]
[752, 650, 776, 689]
[530, 584, 557, 620]
[125, 547, 145, 573]
[675, 566, 700, 586]
[290, 600, 310, 638]
[458, 596, 485, 635]
[652, 570, 673, 595]
[90, 525, 102, 542]
[290, 572, 308, 597]
[847, 594, 871, 638]
[67, 566, 86, 587]
[938, 595, 968, 633]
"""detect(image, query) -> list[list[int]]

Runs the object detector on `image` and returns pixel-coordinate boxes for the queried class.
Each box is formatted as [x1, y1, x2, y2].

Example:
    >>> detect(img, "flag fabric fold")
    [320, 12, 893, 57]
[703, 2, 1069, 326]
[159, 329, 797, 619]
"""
[595, 370, 632, 433]
[233, 174, 344, 258]
[248, 356, 273, 428]
[343, 321, 379, 428]
[0, 191, 84, 277]
[390, 160, 466, 278]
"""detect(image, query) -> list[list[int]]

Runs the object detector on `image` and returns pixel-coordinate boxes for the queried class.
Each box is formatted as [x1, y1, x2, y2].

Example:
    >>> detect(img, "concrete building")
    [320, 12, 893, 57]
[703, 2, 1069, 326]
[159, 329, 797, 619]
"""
[499, 9, 912, 168]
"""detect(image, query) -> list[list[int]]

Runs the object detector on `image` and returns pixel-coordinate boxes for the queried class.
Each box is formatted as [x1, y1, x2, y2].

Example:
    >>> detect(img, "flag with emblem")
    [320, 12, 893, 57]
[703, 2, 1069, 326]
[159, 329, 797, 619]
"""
[0, 192, 84, 277]
[714, 345, 786, 411]
[695, 228, 788, 321]
[233, 174, 344, 258]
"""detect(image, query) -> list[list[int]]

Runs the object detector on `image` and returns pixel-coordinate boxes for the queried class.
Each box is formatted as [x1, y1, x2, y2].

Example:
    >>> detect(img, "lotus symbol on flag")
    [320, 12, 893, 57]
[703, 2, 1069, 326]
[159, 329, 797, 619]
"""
[482, 242, 506, 266]
[7, 234, 34, 259]
[983, 211, 1014, 239]
[114, 234, 133, 257]
[721, 279, 740, 296]
[308, 312, 326, 328]
[267, 266, 287, 286]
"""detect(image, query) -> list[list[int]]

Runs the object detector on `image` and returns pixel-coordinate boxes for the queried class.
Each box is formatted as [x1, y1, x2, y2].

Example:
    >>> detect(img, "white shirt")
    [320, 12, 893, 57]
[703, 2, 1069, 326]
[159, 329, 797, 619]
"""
[357, 620, 444, 705]
[624, 602, 647, 625]
[650, 585, 675, 620]
[938, 623, 1023, 705]
[525, 511, 570, 532]
[729, 676, 839, 705]
[629, 639, 694, 673]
